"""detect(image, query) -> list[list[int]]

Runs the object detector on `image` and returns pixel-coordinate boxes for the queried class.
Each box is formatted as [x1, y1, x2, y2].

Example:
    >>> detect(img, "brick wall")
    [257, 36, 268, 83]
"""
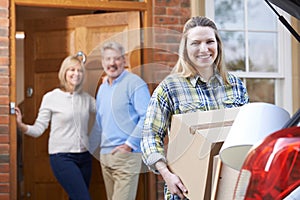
[153, 0, 191, 69]
[0, 0, 10, 199]
[152, 0, 191, 199]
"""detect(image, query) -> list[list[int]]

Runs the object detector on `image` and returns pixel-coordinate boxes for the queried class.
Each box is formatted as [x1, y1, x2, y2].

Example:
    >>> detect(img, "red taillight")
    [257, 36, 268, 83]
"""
[234, 126, 300, 200]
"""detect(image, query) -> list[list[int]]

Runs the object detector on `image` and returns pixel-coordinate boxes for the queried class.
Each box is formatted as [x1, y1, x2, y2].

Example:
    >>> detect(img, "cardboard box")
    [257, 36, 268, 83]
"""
[211, 155, 240, 200]
[167, 107, 240, 200]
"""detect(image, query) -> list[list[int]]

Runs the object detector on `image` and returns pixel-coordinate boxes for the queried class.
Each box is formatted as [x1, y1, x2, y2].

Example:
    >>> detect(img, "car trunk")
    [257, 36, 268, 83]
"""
[266, 0, 300, 42]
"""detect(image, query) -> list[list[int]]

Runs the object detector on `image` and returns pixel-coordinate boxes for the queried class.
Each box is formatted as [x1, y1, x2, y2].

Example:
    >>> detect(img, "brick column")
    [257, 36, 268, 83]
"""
[0, 0, 10, 199]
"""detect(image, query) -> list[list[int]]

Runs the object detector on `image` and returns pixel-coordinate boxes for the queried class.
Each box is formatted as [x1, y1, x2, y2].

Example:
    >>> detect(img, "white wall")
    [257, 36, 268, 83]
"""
[16, 35, 24, 105]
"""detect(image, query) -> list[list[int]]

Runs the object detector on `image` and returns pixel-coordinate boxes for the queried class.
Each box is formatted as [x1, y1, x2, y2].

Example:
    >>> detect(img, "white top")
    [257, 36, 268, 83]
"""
[26, 88, 96, 154]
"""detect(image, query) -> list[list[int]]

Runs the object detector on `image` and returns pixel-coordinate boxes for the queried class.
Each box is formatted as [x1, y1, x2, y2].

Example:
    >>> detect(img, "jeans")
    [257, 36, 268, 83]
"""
[50, 151, 92, 200]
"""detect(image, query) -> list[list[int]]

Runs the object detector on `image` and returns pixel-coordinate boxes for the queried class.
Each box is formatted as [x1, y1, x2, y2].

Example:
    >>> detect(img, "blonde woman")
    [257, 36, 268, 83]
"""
[141, 16, 249, 200]
[16, 53, 95, 200]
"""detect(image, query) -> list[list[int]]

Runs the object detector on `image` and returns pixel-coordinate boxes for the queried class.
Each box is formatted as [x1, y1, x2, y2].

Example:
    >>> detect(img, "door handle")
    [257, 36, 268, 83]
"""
[10, 102, 15, 114]
[26, 87, 33, 97]
[26, 192, 31, 198]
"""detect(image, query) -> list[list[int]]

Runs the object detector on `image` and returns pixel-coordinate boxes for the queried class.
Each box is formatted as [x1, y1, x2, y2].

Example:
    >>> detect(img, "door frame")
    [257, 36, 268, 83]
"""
[9, 0, 154, 199]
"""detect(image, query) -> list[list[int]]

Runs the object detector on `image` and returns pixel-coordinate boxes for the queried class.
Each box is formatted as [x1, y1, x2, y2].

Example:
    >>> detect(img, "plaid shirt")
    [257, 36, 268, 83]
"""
[141, 72, 249, 199]
[141, 74, 249, 170]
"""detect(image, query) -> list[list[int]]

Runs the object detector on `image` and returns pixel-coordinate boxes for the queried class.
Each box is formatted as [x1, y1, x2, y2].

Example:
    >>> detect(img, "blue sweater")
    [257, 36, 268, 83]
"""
[89, 70, 150, 154]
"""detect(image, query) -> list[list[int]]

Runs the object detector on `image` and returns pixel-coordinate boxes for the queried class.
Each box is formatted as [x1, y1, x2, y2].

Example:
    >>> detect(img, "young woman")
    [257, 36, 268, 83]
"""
[15, 53, 95, 200]
[141, 16, 249, 200]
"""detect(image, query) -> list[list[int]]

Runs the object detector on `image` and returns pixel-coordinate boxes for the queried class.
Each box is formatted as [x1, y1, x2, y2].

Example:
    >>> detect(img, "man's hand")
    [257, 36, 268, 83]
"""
[111, 144, 132, 154]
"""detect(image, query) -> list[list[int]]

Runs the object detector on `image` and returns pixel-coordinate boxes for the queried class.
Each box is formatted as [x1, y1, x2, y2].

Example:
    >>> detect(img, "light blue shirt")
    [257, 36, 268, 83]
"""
[89, 70, 150, 154]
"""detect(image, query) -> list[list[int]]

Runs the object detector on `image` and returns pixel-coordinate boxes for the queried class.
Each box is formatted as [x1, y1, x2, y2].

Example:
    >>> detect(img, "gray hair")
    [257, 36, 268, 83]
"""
[100, 41, 125, 57]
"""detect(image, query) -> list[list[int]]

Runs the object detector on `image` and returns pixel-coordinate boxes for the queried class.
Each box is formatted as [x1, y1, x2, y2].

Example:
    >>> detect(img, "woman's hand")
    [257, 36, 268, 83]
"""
[156, 161, 188, 199]
[15, 107, 23, 124]
[15, 107, 28, 133]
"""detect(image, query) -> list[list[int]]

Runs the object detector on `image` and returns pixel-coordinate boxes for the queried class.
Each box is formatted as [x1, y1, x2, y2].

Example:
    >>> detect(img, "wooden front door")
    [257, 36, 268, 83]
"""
[22, 11, 144, 200]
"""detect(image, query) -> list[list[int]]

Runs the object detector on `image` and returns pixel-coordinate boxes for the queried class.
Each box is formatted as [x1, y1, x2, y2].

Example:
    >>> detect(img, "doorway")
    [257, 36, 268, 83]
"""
[15, 5, 148, 200]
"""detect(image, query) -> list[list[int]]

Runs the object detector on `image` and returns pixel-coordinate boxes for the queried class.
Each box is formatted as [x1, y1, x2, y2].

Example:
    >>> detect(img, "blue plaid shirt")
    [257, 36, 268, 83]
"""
[141, 72, 249, 199]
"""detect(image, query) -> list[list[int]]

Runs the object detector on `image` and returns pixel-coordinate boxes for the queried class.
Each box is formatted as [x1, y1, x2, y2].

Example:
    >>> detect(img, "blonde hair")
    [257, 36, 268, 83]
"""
[171, 16, 228, 83]
[58, 54, 85, 92]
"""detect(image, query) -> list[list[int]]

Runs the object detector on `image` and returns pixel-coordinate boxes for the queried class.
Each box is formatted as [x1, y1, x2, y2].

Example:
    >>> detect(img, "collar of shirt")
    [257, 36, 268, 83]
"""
[104, 70, 128, 85]
[189, 73, 224, 87]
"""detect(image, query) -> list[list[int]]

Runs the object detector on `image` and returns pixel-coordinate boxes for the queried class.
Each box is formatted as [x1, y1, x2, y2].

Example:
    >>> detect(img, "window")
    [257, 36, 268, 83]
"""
[205, 0, 293, 114]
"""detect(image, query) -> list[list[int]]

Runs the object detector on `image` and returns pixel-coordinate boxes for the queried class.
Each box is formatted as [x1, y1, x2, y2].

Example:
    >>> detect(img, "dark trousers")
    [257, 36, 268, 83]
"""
[50, 151, 92, 200]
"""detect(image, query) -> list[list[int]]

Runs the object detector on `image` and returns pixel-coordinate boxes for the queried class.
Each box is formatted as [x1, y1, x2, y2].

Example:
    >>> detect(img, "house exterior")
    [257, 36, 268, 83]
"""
[0, 0, 299, 199]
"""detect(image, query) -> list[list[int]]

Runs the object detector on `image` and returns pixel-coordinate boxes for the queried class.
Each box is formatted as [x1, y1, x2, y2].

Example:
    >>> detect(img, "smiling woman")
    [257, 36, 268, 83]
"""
[186, 26, 218, 81]
[58, 55, 85, 93]
[15, 53, 96, 200]
[141, 16, 249, 200]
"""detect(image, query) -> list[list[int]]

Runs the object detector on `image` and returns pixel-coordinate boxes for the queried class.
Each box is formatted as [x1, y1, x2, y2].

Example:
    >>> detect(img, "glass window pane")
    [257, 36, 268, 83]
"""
[246, 78, 275, 103]
[215, 0, 244, 30]
[220, 31, 245, 71]
[247, 0, 277, 31]
[248, 32, 278, 72]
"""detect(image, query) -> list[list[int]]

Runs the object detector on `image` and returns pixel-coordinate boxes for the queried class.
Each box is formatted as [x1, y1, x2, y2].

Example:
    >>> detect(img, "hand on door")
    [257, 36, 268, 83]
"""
[15, 107, 28, 133]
